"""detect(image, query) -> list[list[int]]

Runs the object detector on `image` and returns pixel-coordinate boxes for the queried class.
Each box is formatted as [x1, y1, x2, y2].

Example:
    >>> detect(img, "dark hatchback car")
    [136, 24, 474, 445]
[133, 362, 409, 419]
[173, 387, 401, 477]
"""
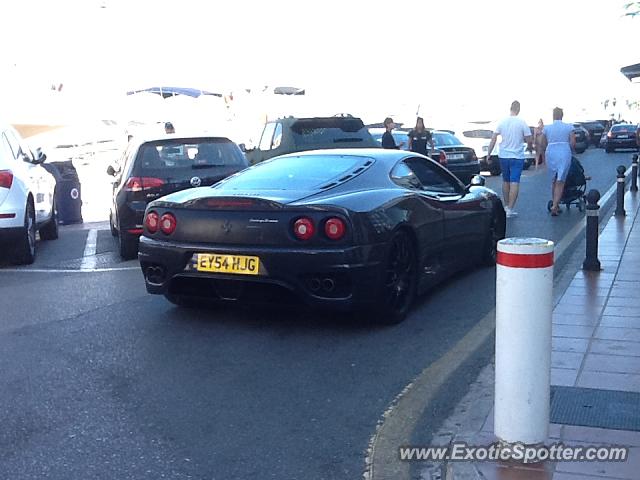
[431, 130, 480, 184]
[108, 135, 248, 259]
[605, 124, 639, 153]
[572, 124, 589, 154]
[138, 149, 505, 324]
[580, 121, 606, 146]
[245, 116, 379, 164]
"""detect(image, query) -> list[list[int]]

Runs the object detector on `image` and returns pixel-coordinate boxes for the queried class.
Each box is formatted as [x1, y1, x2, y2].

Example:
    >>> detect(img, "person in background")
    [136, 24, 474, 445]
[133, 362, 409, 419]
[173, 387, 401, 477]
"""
[533, 119, 545, 167]
[382, 117, 404, 149]
[407, 117, 434, 156]
[486, 100, 533, 218]
[541, 107, 576, 216]
[164, 122, 175, 134]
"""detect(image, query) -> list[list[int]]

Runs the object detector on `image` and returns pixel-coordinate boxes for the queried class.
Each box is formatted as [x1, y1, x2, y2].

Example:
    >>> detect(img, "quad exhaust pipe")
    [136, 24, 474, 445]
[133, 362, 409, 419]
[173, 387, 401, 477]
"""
[145, 265, 166, 285]
[309, 277, 335, 293]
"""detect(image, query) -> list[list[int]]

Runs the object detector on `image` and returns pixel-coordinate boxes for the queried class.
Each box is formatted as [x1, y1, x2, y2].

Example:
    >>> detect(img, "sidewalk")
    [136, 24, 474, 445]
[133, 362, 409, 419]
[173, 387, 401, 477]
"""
[423, 189, 640, 480]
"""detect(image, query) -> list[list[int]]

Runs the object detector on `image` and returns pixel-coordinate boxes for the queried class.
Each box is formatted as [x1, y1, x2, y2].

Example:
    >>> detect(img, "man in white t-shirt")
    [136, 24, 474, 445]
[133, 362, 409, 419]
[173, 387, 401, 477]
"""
[487, 100, 533, 217]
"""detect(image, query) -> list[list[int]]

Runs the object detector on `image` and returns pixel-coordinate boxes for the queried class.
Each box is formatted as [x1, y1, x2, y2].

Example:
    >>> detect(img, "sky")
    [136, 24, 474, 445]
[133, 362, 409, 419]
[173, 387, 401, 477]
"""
[1, 0, 638, 125]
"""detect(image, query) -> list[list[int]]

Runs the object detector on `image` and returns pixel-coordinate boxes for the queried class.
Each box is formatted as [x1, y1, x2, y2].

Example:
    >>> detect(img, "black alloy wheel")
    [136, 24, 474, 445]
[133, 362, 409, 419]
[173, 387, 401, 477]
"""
[15, 200, 37, 265]
[118, 226, 138, 260]
[483, 211, 504, 266]
[374, 231, 417, 324]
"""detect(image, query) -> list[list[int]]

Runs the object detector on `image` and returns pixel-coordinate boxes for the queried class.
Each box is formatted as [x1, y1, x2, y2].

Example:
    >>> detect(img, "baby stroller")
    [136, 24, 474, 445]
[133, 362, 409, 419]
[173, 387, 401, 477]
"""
[547, 156, 587, 212]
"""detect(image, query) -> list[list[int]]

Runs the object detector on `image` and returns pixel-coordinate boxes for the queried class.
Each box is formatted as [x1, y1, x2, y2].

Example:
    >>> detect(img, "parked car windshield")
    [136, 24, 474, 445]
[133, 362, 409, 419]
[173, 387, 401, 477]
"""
[133, 138, 247, 179]
[290, 118, 373, 146]
[611, 125, 636, 132]
[217, 154, 373, 191]
[433, 132, 463, 146]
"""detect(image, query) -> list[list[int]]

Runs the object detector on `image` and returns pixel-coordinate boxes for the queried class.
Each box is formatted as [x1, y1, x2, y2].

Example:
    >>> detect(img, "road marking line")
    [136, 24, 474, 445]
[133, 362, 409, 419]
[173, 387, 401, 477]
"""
[0, 267, 139, 273]
[366, 166, 633, 480]
[364, 310, 495, 480]
[80, 229, 98, 270]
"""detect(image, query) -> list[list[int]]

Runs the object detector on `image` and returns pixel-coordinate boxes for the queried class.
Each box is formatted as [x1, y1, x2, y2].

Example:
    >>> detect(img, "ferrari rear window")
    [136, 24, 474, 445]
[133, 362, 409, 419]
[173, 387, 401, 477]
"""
[217, 154, 374, 191]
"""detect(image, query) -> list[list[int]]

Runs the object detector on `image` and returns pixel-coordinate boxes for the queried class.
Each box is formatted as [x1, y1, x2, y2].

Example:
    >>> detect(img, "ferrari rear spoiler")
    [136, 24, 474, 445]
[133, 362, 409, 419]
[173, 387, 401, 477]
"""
[182, 196, 285, 210]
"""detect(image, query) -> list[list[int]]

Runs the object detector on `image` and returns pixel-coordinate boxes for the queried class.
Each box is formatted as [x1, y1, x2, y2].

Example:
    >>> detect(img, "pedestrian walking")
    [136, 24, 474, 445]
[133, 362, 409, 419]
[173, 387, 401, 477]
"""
[407, 117, 434, 156]
[533, 119, 545, 167]
[486, 100, 533, 218]
[381, 117, 404, 149]
[164, 122, 175, 134]
[541, 107, 576, 216]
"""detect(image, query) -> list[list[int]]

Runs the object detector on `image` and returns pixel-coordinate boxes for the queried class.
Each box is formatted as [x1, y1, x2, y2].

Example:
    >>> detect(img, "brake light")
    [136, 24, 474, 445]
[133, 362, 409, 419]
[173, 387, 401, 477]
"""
[145, 211, 159, 233]
[324, 217, 346, 240]
[439, 151, 447, 165]
[125, 177, 165, 192]
[0, 170, 13, 189]
[293, 217, 314, 241]
[160, 213, 177, 235]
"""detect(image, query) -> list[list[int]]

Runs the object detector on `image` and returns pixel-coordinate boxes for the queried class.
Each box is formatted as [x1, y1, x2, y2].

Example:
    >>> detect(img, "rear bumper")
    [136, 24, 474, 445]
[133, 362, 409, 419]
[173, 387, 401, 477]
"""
[0, 225, 24, 244]
[138, 236, 388, 310]
[607, 139, 638, 149]
[117, 201, 146, 234]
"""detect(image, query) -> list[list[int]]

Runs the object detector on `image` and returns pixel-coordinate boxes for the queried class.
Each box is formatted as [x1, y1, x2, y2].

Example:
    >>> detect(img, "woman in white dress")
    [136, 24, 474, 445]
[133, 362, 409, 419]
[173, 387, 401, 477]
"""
[541, 107, 576, 216]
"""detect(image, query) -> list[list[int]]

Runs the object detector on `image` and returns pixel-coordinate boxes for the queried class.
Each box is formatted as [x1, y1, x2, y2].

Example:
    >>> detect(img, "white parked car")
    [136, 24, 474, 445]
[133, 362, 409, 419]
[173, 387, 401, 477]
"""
[454, 123, 534, 175]
[0, 124, 58, 264]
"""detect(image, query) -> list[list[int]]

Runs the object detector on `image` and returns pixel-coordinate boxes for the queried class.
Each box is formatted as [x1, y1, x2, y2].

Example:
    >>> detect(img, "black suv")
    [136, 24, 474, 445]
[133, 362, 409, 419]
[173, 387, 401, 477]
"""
[579, 121, 606, 146]
[107, 135, 248, 259]
[245, 116, 379, 164]
[572, 124, 589, 154]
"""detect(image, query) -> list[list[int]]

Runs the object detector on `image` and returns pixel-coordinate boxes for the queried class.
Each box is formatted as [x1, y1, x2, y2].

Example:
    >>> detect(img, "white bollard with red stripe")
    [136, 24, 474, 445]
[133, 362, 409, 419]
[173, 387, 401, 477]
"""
[494, 238, 554, 446]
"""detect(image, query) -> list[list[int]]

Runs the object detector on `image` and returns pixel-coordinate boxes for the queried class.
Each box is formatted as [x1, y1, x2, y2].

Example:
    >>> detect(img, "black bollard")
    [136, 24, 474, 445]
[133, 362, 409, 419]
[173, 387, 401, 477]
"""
[583, 189, 601, 272]
[615, 165, 626, 217]
[633, 154, 639, 193]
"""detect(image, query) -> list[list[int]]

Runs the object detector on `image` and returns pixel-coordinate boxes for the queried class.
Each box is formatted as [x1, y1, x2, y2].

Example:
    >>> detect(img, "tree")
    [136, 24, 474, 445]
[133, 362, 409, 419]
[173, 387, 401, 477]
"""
[624, 2, 640, 16]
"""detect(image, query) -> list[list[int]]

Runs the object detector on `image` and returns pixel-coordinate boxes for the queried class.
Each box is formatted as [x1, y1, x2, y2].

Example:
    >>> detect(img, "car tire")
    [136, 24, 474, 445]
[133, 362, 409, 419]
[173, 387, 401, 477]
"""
[482, 209, 505, 266]
[370, 230, 417, 324]
[109, 212, 117, 237]
[118, 228, 138, 260]
[14, 200, 37, 265]
[39, 199, 59, 241]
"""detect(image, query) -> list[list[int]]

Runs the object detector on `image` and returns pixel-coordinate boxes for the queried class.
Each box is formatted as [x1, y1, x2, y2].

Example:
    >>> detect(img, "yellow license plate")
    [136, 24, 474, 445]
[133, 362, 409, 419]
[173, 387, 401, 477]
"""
[195, 253, 260, 275]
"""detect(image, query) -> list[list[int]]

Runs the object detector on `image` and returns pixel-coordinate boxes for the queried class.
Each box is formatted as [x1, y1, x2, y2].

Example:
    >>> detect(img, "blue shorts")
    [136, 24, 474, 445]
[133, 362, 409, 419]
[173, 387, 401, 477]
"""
[500, 158, 524, 183]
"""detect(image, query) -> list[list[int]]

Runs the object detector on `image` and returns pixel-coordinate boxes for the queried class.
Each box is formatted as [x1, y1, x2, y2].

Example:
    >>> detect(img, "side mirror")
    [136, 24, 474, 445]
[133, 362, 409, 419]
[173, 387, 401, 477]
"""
[106, 165, 116, 176]
[469, 175, 486, 187]
[238, 143, 247, 153]
[33, 150, 47, 164]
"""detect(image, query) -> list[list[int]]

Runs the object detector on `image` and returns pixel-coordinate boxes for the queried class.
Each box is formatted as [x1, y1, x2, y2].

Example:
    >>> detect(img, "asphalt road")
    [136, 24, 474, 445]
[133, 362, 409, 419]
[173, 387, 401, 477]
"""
[0, 147, 635, 480]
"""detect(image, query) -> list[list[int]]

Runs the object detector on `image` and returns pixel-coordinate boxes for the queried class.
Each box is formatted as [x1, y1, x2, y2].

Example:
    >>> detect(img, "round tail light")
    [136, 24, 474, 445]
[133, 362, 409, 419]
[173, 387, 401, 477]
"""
[324, 217, 346, 240]
[293, 217, 314, 241]
[145, 211, 159, 233]
[160, 213, 177, 235]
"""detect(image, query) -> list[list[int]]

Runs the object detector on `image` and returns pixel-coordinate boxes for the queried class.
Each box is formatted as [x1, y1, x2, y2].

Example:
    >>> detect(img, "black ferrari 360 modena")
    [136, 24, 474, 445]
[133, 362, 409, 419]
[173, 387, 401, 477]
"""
[138, 149, 505, 323]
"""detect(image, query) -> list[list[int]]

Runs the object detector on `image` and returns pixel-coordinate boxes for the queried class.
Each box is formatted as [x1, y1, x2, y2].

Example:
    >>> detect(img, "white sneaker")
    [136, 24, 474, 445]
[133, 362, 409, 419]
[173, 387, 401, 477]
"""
[506, 208, 518, 218]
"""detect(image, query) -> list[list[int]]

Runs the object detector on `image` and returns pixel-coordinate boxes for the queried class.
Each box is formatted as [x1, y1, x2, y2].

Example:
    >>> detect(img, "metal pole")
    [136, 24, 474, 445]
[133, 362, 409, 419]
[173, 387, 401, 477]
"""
[495, 238, 554, 446]
[583, 189, 601, 271]
[615, 165, 626, 217]
[632, 154, 639, 193]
